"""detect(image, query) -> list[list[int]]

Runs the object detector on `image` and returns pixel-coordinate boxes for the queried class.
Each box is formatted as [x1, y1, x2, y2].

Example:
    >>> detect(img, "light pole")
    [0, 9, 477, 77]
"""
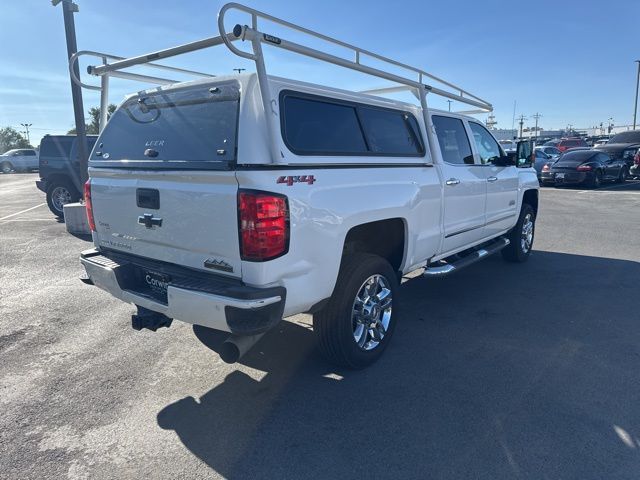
[446, 100, 452, 112]
[233, 68, 246, 74]
[20, 123, 32, 144]
[52, 0, 89, 186]
[633, 60, 640, 130]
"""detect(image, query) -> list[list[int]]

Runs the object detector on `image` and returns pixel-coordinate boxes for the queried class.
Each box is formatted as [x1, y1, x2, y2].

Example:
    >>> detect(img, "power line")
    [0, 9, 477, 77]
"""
[517, 114, 527, 139]
[531, 113, 542, 142]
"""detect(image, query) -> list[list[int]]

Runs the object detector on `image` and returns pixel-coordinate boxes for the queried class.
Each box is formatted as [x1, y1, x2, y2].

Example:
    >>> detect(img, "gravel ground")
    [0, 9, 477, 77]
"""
[1, 173, 640, 479]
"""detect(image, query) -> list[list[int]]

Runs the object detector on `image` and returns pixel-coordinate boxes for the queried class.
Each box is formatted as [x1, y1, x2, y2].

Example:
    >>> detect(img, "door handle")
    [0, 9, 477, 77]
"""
[445, 178, 460, 186]
[487, 176, 498, 182]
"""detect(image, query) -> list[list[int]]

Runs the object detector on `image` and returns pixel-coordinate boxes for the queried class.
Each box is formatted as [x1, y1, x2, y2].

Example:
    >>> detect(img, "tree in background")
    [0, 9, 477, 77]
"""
[0, 127, 32, 154]
[67, 104, 117, 135]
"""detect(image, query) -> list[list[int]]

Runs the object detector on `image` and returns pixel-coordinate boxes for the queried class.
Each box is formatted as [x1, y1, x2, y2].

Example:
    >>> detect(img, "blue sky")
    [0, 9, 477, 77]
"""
[1, 0, 639, 146]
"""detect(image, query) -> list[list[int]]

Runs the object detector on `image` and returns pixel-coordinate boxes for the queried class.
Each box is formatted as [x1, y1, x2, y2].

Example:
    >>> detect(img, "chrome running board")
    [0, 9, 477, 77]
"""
[424, 237, 510, 277]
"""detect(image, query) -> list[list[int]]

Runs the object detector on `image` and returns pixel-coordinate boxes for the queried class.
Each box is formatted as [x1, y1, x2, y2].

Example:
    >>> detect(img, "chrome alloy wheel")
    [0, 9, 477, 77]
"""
[351, 274, 393, 351]
[521, 213, 534, 253]
[51, 186, 72, 212]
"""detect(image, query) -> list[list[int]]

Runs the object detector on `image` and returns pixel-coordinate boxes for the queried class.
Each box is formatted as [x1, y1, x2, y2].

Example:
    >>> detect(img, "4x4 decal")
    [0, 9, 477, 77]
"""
[277, 175, 316, 186]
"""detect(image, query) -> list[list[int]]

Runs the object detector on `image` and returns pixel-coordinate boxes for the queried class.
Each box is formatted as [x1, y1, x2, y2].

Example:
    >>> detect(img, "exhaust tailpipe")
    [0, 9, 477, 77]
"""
[220, 333, 265, 364]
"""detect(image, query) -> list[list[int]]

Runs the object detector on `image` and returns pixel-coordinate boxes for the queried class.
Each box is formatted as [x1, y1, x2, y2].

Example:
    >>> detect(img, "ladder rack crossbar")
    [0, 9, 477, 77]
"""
[69, 50, 214, 91]
[88, 33, 237, 77]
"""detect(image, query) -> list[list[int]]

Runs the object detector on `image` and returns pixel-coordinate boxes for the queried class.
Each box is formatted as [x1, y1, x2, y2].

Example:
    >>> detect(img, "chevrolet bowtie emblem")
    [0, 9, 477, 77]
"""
[138, 213, 163, 229]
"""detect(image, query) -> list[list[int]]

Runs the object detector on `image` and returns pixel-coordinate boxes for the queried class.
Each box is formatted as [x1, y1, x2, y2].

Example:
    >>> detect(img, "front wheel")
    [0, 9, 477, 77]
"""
[502, 203, 535, 263]
[313, 253, 398, 369]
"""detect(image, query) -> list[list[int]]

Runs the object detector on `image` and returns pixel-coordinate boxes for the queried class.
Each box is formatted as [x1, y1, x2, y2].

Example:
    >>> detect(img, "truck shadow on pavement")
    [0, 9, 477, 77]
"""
[157, 251, 640, 479]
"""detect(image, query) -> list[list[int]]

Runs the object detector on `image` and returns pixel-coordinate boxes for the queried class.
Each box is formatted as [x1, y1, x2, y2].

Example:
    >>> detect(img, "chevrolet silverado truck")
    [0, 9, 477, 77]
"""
[78, 3, 539, 368]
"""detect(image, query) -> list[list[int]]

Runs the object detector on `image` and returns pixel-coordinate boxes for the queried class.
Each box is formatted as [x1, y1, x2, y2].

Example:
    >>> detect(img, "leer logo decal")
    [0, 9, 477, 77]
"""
[277, 175, 316, 186]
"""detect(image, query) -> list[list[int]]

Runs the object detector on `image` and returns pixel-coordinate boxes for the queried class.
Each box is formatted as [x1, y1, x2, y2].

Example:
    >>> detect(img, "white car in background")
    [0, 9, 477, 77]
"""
[499, 139, 517, 152]
[0, 148, 39, 173]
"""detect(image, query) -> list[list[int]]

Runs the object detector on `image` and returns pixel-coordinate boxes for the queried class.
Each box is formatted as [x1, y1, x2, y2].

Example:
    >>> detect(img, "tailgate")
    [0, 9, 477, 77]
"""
[90, 169, 241, 278]
[87, 80, 243, 278]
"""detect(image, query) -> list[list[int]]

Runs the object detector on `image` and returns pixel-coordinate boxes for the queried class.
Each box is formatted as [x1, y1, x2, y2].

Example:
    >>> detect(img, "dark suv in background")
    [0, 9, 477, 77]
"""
[36, 135, 98, 217]
[594, 130, 640, 171]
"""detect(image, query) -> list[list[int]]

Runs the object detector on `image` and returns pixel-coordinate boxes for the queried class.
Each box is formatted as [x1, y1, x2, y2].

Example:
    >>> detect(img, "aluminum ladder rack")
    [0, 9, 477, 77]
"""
[72, 2, 493, 165]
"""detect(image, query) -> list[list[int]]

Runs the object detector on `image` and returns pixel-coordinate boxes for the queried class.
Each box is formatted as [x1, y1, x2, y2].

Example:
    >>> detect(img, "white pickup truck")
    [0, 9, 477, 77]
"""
[0, 148, 39, 173]
[78, 4, 539, 368]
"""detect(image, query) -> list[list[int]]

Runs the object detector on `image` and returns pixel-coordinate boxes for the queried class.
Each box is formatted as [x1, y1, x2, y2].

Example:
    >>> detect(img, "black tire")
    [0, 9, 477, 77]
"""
[590, 170, 603, 189]
[46, 179, 80, 218]
[313, 253, 399, 369]
[1, 162, 13, 174]
[617, 167, 628, 183]
[502, 203, 535, 263]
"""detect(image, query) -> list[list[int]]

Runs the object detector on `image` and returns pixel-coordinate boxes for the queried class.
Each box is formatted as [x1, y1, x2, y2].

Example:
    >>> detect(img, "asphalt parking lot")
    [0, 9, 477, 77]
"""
[1, 173, 640, 479]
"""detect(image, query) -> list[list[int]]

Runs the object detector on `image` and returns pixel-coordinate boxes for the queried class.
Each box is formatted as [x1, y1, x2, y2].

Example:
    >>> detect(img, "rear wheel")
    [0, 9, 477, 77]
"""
[46, 179, 80, 218]
[1, 162, 13, 174]
[590, 170, 603, 188]
[313, 253, 398, 369]
[502, 203, 535, 263]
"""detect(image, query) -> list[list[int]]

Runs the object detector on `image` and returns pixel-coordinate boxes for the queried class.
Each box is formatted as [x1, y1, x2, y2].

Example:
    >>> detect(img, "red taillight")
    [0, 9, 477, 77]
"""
[634, 152, 640, 165]
[238, 190, 289, 261]
[84, 180, 96, 232]
[577, 164, 592, 171]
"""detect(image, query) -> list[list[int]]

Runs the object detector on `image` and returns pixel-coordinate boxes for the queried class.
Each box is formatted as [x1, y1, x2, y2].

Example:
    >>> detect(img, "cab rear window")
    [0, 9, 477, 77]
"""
[91, 83, 239, 169]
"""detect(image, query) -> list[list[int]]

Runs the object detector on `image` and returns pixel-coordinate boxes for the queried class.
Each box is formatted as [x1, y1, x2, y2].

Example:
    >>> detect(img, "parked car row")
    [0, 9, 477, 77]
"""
[535, 130, 640, 188]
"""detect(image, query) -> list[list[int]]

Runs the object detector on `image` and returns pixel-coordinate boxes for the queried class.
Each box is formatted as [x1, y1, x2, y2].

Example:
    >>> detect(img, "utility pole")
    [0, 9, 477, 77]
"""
[517, 114, 527, 139]
[446, 100, 452, 112]
[52, 0, 89, 187]
[233, 68, 246, 74]
[633, 60, 640, 130]
[531, 113, 542, 143]
[20, 123, 32, 145]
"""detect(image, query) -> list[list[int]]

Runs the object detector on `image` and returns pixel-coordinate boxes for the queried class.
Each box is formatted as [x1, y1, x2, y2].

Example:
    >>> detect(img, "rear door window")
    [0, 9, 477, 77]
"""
[432, 115, 474, 165]
[91, 83, 240, 169]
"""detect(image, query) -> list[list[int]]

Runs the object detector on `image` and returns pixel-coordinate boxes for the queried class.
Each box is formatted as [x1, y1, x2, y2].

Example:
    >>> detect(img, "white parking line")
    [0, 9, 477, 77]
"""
[0, 203, 46, 222]
[543, 186, 640, 195]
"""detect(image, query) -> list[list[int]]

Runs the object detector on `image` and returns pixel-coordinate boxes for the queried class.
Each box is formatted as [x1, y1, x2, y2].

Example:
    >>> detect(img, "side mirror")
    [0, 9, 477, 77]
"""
[516, 140, 533, 168]
[491, 153, 515, 166]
